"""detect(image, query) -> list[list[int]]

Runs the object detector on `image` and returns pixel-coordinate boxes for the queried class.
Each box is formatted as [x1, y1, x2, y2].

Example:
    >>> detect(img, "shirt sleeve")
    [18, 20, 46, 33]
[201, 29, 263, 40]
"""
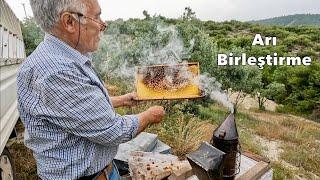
[38, 69, 139, 147]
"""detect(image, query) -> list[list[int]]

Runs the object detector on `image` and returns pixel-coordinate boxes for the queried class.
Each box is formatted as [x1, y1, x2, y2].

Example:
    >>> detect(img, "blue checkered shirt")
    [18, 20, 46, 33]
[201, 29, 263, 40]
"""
[16, 34, 139, 179]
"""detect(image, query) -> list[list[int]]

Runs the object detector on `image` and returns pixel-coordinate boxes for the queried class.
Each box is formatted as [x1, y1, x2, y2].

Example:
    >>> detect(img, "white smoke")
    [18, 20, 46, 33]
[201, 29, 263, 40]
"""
[198, 74, 234, 113]
[97, 23, 189, 80]
[95, 22, 234, 112]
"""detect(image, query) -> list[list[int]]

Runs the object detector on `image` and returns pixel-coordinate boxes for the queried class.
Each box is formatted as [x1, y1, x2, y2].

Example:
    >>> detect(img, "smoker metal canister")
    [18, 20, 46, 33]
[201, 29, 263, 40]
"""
[211, 113, 241, 179]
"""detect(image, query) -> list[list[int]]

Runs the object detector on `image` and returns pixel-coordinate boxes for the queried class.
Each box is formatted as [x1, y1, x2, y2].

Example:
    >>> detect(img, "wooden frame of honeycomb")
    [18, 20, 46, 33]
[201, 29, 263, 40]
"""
[135, 62, 203, 100]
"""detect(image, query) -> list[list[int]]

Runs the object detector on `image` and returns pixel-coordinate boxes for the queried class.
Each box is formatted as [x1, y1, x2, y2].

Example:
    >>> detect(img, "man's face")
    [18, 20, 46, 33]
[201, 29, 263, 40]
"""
[77, 0, 105, 53]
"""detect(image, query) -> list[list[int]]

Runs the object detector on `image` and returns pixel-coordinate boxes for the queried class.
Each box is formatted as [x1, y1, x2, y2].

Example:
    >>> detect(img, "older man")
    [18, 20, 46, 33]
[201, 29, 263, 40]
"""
[16, 0, 165, 179]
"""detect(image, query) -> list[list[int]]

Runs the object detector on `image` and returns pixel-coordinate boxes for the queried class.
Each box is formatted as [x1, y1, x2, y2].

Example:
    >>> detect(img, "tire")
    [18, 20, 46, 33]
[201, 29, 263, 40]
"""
[0, 148, 15, 180]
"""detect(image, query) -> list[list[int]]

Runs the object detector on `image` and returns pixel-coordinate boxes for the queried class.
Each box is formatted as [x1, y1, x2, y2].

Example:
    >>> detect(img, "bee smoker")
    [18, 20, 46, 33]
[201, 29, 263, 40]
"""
[210, 112, 241, 180]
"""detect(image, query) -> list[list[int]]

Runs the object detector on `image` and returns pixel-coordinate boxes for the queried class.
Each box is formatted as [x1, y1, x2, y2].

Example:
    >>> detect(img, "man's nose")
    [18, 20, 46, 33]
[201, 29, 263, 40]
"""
[100, 21, 107, 31]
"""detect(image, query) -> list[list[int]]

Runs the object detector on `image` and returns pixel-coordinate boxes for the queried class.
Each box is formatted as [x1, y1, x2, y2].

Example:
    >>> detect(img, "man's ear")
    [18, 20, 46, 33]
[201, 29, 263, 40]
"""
[60, 12, 77, 33]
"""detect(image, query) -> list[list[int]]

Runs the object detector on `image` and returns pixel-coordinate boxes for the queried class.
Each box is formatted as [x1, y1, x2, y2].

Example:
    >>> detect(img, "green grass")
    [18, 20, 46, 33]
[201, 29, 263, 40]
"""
[271, 162, 294, 180]
[198, 105, 227, 123]
[238, 130, 264, 155]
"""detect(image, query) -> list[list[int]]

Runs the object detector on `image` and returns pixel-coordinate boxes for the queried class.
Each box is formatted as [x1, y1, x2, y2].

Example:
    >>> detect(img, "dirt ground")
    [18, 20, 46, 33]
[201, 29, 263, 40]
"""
[7, 120, 37, 180]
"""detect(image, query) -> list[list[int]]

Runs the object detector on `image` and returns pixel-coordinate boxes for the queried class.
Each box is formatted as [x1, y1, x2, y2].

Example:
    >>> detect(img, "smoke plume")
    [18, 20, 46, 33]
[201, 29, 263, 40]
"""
[94, 22, 234, 112]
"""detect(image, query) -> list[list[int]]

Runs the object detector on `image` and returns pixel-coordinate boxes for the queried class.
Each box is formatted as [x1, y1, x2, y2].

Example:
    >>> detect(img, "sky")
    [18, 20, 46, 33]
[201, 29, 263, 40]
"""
[4, 0, 320, 22]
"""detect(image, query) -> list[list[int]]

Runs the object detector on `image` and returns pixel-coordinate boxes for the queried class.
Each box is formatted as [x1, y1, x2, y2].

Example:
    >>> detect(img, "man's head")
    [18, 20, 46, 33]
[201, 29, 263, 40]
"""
[30, 0, 106, 54]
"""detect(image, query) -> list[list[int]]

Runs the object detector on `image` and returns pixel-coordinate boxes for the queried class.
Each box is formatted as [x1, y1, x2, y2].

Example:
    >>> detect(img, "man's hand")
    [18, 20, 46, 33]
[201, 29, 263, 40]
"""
[121, 92, 138, 107]
[146, 106, 165, 123]
[136, 106, 165, 135]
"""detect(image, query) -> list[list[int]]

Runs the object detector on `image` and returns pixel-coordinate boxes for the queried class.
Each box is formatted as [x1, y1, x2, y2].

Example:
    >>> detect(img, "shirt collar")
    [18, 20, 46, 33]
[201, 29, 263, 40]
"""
[44, 33, 92, 65]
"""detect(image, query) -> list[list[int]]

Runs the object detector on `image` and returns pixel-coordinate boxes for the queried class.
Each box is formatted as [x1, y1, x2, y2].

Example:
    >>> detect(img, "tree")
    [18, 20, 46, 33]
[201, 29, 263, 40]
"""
[255, 82, 286, 110]
[143, 10, 151, 20]
[20, 18, 44, 56]
[182, 23, 263, 109]
[182, 7, 196, 21]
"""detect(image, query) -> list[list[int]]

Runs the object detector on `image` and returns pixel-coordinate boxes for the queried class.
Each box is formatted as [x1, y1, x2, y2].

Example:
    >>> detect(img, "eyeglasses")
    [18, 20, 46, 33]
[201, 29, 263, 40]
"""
[69, 12, 107, 31]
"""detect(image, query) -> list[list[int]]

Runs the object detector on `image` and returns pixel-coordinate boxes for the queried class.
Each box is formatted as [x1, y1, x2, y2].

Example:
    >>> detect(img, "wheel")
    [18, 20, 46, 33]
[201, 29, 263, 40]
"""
[0, 148, 15, 180]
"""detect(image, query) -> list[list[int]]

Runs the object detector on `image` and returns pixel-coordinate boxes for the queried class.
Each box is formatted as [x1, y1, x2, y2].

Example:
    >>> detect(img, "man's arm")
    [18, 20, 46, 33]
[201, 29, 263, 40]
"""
[110, 96, 125, 108]
[110, 95, 165, 135]
[39, 69, 164, 146]
[110, 92, 137, 108]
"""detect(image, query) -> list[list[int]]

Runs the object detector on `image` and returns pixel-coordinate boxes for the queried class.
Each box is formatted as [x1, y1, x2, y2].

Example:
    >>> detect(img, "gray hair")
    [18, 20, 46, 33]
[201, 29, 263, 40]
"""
[29, 0, 87, 32]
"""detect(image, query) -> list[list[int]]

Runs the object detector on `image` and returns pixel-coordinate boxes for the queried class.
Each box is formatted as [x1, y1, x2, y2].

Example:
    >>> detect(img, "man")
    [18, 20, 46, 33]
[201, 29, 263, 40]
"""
[17, 0, 165, 179]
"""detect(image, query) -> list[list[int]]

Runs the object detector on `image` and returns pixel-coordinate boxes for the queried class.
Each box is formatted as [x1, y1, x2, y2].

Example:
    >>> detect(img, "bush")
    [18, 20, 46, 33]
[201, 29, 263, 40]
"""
[310, 107, 320, 122]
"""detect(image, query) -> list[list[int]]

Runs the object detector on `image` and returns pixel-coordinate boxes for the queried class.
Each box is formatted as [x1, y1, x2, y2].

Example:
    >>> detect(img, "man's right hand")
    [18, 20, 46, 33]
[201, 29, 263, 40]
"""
[146, 106, 165, 123]
[136, 106, 165, 135]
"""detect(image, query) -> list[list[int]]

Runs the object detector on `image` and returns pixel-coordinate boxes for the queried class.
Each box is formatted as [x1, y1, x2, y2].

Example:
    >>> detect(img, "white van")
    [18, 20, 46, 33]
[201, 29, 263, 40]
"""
[0, 0, 26, 179]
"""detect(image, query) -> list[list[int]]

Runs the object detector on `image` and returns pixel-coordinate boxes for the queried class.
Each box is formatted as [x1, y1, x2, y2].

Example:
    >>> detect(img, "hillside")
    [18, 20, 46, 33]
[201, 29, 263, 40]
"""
[249, 14, 320, 26]
[18, 12, 320, 179]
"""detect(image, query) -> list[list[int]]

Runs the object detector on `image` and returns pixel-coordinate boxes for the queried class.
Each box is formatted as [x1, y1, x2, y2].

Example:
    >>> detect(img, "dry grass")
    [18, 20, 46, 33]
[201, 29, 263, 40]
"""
[8, 143, 37, 180]
[254, 122, 305, 144]
[271, 162, 295, 180]
[7, 120, 37, 180]
[253, 114, 319, 145]
[148, 113, 214, 158]
[280, 143, 320, 177]
[240, 110, 320, 179]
